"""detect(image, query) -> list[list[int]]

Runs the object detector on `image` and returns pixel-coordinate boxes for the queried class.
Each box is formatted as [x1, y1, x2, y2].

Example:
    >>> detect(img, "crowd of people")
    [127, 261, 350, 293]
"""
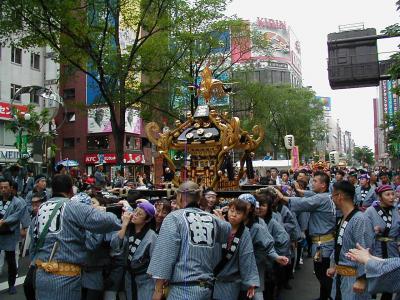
[0, 163, 400, 300]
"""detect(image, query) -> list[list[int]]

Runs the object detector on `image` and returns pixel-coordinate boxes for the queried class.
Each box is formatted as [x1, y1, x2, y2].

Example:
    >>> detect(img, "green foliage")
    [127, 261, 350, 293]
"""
[236, 82, 327, 158]
[353, 146, 375, 165]
[0, 0, 250, 162]
[380, 111, 400, 159]
[6, 105, 54, 141]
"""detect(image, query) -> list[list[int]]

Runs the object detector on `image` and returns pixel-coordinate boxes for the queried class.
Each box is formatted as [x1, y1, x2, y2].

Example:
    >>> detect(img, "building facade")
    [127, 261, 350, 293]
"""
[0, 43, 58, 169]
[373, 80, 400, 166]
[55, 69, 153, 180]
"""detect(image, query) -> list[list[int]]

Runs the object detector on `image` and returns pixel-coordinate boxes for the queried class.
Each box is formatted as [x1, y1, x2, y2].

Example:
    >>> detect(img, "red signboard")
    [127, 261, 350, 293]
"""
[0, 102, 28, 120]
[84, 153, 144, 164]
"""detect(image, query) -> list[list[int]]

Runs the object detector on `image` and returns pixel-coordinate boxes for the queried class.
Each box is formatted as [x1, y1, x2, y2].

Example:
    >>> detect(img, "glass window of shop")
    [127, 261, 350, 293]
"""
[0, 122, 19, 146]
[126, 136, 141, 150]
[87, 135, 110, 150]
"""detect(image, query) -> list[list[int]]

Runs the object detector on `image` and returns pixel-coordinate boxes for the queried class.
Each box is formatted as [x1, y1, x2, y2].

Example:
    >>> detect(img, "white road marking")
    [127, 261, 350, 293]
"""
[0, 276, 26, 291]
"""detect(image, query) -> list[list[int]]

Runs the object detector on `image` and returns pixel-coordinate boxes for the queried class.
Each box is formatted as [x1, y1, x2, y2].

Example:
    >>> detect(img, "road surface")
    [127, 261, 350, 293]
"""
[1, 255, 320, 299]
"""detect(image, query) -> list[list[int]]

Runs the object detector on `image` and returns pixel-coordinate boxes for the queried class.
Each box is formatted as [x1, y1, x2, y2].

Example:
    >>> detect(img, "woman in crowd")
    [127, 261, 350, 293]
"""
[364, 184, 399, 300]
[153, 199, 171, 234]
[213, 199, 259, 300]
[237, 193, 289, 300]
[111, 201, 157, 300]
[257, 193, 290, 300]
[201, 189, 219, 212]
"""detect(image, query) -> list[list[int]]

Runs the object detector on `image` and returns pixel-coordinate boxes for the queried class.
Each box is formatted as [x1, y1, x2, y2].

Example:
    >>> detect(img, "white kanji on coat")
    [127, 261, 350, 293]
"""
[37, 202, 65, 235]
[185, 211, 214, 247]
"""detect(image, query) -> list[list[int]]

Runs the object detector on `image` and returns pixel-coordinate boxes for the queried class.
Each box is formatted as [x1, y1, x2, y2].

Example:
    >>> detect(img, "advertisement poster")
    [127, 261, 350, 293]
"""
[125, 108, 142, 134]
[88, 107, 112, 133]
[251, 18, 291, 62]
[316, 96, 332, 111]
[88, 107, 142, 134]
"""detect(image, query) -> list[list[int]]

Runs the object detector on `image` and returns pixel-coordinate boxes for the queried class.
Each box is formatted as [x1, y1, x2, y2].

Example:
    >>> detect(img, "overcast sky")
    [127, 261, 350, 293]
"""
[227, 0, 400, 149]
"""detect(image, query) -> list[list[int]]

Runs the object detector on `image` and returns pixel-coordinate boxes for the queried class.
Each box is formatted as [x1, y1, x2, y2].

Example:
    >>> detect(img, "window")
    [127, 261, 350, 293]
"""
[11, 46, 22, 64]
[63, 88, 75, 99]
[30, 92, 39, 104]
[126, 136, 141, 150]
[63, 138, 75, 148]
[87, 135, 109, 150]
[66, 112, 76, 122]
[10, 84, 22, 101]
[0, 121, 16, 146]
[31, 53, 40, 70]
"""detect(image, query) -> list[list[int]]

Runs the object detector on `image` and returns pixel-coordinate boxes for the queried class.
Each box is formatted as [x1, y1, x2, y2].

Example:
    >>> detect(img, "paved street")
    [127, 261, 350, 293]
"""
[0, 254, 320, 300]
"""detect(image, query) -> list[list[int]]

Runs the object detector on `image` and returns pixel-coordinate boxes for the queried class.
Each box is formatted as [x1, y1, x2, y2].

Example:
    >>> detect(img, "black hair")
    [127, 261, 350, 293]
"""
[55, 164, 65, 173]
[51, 174, 73, 195]
[157, 200, 172, 215]
[379, 172, 389, 178]
[0, 177, 12, 187]
[314, 171, 330, 192]
[228, 199, 248, 214]
[281, 171, 289, 177]
[11, 180, 18, 191]
[256, 192, 274, 220]
[32, 191, 47, 202]
[332, 180, 355, 201]
[336, 170, 345, 177]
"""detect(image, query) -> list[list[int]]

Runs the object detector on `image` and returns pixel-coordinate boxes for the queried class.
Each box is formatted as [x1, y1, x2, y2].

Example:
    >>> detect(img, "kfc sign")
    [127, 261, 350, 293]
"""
[0, 102, 28, 120]
[85, 153, 144, 164]
[85, 153, 117, 164]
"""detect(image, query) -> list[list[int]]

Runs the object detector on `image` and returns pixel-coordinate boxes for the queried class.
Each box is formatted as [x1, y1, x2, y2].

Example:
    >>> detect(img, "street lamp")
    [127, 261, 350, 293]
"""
[10, 86, 64, 169]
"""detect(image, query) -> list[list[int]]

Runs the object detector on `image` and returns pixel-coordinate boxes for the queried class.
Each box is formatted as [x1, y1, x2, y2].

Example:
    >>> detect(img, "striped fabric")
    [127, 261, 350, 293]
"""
[110, 227, 157, 300]
[33, 197, 121, 300]
[0, 196, 26, 251]
[147, 207, 231, 300]
[365, 257, 400, 294]
[330, 211, 373, 300]
[364, 205, 400, 258]
[213, 227, 259, 299]
[288, 192, 336, 257]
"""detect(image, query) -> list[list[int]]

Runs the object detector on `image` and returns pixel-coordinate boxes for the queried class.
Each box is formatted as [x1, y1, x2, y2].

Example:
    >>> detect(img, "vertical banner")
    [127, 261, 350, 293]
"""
[387, 80, 394, 116]
[21, 135, 28, 154]
[291, 146, 300, 170]
[373, 98, 379, 161]
[393, 80, 399, 113]
[381, 80, 389, 115]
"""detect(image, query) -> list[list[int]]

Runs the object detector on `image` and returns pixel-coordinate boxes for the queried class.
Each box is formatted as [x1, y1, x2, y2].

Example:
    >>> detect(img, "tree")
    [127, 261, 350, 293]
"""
[235, 82, 327, 159]
[141, 17, 271, 121]
[381, 111, 400, 159]
[6, 104, 56, 168]
[353, 146, 375, 166]
[0, 0, 237, 164]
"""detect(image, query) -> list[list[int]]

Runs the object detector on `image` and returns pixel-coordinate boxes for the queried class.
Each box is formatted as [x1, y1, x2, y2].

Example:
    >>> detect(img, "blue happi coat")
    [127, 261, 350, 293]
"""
[288, 192, 336, 257]
[213, 226, 259, 300]
[0, 196, 26, 251]
[147, 207, 231, 300]
[33, 197, 121, 300]
[330, 211, 373, 300]
[364, 204, 400, 258]
[365, 257, 400, 294]
[355, 186, 376, 209]
[111, 226, 157, 300]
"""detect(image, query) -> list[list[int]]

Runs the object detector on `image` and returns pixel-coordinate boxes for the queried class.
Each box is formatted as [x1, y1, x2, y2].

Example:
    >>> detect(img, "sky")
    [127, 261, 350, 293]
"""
[226, 0, 400, 149]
